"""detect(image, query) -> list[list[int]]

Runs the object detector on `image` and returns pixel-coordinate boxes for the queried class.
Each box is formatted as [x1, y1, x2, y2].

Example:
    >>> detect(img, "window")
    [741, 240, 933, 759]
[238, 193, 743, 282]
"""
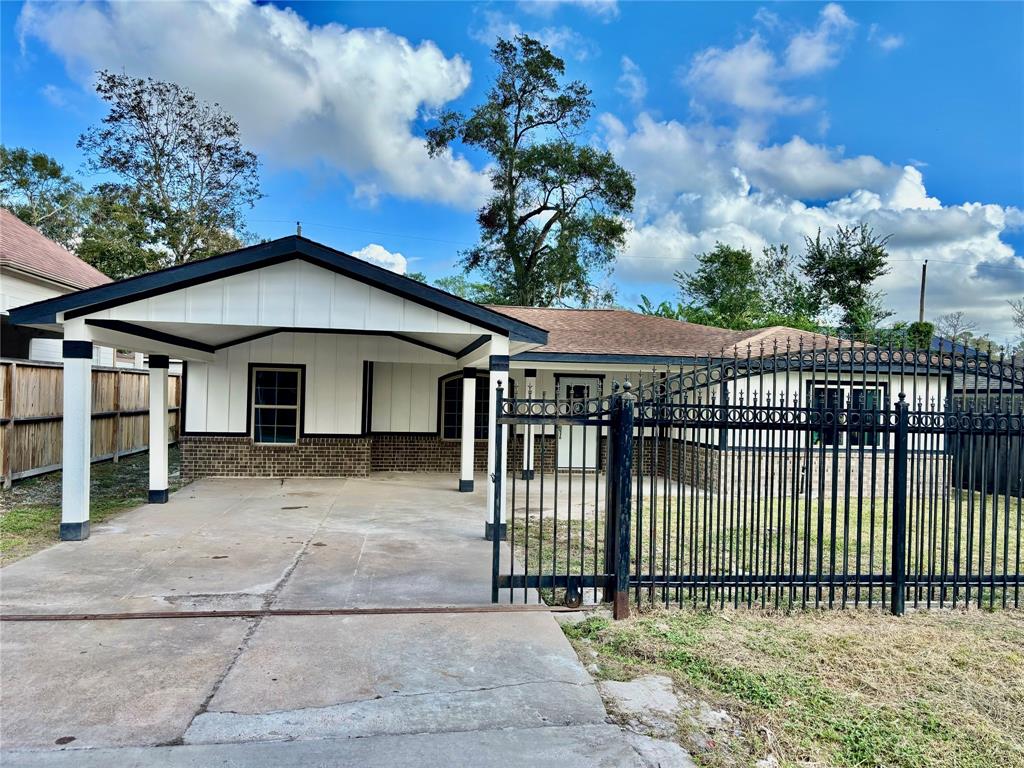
[252, 367, 301, 444]
[440, 374, 491, 440]
[809, 384, 884, 447]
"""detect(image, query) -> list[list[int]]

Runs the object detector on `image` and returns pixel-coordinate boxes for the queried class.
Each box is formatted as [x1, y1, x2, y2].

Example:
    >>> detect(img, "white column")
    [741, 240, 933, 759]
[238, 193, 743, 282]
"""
[522, 368, 537, 480]
[459, 367, 477, 492]
[61, 337, 93, 540]
[484, 337, 510, 540]
[148, 355, 170, 503]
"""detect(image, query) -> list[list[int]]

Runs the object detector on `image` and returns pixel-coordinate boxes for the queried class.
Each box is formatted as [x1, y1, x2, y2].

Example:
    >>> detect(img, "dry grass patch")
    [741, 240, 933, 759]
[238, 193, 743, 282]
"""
[0, 448, 182, 565]
[565, 607, 1024, 768]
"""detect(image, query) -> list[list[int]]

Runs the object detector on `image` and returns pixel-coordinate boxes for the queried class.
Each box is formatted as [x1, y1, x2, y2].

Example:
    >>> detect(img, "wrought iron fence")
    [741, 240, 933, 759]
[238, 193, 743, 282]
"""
[492, 338, 1023, 617]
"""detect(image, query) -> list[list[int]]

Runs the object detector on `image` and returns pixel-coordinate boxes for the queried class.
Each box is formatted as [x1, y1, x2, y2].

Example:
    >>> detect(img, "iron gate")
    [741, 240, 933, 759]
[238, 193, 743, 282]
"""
[492, 339, 1023, 617]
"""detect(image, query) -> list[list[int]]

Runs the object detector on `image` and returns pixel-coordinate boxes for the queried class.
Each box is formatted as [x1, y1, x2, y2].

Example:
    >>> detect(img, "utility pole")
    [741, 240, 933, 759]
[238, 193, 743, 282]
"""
[296, 221, 302, 237]
[918, 260, 928, 323]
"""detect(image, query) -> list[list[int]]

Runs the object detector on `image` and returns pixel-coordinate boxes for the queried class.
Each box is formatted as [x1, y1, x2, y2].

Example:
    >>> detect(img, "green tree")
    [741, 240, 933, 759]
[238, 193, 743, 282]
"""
[637, 295, 688, 320]
[76, 184, 156, 279]
[0, 146, 90, 249]
[674, 243, 763, 330]
[801, 223, 892, 338]
[755, 243, 822, 331]
[434, 274, 501, 304]
[77, 70, 260, 272]
[425, 36, 635, 306]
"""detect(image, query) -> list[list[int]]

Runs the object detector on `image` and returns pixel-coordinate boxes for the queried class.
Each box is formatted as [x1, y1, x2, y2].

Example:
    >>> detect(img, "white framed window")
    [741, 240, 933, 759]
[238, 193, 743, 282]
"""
[251, 367, 302, 444]
[807, 383, 886, 448]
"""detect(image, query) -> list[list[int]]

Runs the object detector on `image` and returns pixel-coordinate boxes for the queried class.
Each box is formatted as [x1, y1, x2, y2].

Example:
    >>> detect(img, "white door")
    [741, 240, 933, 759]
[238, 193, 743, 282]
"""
[557, 377, 601, 469]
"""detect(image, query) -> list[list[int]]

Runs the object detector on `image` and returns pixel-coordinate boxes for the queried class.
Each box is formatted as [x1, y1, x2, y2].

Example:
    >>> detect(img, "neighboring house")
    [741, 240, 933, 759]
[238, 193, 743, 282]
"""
[0, 208, 143, 367]
[6, 234, 958, 540]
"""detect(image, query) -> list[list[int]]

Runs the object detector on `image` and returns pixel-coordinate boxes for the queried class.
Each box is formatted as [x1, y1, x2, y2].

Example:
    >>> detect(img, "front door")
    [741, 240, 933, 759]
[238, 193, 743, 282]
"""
[557, 377, 601, 469]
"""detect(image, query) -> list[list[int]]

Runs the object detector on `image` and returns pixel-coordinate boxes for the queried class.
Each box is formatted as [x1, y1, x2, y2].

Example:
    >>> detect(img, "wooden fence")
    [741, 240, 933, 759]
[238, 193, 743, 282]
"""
[0, 359, 181, 487]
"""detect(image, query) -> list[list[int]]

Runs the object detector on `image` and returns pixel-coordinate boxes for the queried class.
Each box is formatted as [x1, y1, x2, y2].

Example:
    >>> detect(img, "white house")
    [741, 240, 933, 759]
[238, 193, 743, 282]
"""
[8, 234, 956, 542]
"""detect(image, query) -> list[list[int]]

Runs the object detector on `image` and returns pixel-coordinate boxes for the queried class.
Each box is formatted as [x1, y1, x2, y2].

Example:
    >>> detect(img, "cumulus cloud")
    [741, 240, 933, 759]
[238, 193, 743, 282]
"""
[684, 3, 855, 116]
[18, 0, 490, 209]
[616, 56, 647, 106]
[351, 243, 407, 274]
[599, 112, 1024, 336]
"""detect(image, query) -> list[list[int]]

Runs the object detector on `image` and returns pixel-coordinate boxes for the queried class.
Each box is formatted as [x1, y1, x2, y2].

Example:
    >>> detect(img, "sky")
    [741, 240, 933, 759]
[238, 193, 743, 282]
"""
[2, 1, 1023, 338]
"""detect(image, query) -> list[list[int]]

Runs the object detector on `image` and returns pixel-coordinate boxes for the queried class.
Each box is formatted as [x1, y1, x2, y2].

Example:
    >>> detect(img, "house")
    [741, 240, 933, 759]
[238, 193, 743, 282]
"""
[7, 234, 959, 542]
[0, 208, 142, 367]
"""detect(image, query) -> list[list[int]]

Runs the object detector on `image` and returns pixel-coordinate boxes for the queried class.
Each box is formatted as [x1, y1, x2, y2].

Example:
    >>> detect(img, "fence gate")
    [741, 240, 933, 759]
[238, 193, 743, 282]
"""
[492, 341, 1023, 617]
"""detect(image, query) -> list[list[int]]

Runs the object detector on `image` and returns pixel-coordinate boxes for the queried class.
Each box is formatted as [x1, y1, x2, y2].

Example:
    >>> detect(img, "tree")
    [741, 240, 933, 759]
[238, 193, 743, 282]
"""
[434, 274, 501, 304]
[801, 223, 892, 338]
[934, 311, 978, 345]
[674, 243, 763, 330]
[425, 36, 635, 306]
[637, 295, 687, 320]
[755, 243, 822, 331]
[907, 321, 935, 350]
[0, 146, 90, 249]
[77, 70, 260, 271]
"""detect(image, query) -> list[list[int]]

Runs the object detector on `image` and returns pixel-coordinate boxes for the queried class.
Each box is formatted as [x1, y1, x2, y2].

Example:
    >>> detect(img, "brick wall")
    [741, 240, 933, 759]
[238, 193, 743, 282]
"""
[180, 435, 371, 481]
[369, 434, 487, 472]
[180, 433, 490, 481]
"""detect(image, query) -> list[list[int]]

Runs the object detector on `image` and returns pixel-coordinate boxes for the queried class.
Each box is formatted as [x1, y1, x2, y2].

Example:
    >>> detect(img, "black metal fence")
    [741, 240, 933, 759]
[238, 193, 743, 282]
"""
[492, 339, 1023, 617]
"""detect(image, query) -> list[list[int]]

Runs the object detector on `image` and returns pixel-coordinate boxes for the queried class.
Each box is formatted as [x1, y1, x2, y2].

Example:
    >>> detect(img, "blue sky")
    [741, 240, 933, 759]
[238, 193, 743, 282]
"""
[2, 1, 1022, 336]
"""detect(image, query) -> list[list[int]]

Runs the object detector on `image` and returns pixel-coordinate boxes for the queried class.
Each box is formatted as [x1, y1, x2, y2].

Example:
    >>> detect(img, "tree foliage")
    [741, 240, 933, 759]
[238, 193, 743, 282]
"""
[801, 223, 892, 337]
[77, 70, 260, 271]
[673, 243, 762, 330]
[426, 36, 635, 306]
[434, 274, 501, 304]
[0, 146, 90, 249]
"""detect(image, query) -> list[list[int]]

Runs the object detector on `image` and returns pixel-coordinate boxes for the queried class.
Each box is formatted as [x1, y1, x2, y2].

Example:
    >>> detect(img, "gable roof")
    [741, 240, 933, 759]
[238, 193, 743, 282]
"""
[0, 208, 110, 291]
[7, 235, 548, 345]
[489, 307, 823, 362]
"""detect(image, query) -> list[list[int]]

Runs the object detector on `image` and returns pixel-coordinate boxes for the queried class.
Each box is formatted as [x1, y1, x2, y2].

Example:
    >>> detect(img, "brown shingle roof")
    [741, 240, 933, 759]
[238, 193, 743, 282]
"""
[0, 208, 110, 290]
[488, 306, 845, 358]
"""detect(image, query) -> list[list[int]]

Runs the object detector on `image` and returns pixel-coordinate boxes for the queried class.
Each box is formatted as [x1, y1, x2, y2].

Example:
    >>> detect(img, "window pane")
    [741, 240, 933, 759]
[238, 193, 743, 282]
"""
[254, 370, 278, 405]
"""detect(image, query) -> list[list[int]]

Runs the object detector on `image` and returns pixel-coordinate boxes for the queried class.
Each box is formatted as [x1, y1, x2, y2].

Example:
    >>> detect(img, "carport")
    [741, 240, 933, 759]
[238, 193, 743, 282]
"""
[7, 235, 548, 542]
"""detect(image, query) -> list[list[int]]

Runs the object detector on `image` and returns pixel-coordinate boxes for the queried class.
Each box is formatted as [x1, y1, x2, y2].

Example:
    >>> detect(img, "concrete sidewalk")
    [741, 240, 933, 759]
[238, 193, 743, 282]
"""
[0, 476, 648, 766]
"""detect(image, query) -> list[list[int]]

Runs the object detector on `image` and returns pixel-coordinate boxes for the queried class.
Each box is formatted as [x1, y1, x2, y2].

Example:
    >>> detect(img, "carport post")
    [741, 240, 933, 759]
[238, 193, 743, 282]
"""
[459, 368, 476, 492]
[522, 369, 536, 480]
[148, 355, 170, 503]
[485, 352, 509, 541]
[61, 337, 93, 541]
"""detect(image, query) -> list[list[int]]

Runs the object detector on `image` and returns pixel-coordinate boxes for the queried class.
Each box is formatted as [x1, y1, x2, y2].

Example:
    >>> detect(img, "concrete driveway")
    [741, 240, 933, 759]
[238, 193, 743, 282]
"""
[0, 474, 644, 766]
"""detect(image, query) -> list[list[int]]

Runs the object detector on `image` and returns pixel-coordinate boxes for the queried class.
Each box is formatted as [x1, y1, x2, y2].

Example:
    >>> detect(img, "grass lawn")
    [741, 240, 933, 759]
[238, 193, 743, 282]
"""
[0, 447, 182, 565]
[566, 608, 1024, 768]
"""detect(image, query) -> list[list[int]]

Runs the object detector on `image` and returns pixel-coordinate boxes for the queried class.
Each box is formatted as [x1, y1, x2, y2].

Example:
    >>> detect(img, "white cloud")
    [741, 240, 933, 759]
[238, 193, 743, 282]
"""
[469, 10, 599, 61]
[616, 56, 647, 105]
[351, 243, 407, 274]
[600, 112, 1024, 336]
[783, 3, 856, 76]
[39, 83, 67, 107]
[868, 23, 905, 52]
[684, 3, 855, 116]
[18, 0, 490, 209]
[518, 0, 619, 22]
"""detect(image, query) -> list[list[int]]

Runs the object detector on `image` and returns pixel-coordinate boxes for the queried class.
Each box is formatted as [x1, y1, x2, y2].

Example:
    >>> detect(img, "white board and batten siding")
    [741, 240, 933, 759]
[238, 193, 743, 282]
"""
[91, 260, 494, 337]
[185, 334, 456, 435]
[371, 363, 456, 433]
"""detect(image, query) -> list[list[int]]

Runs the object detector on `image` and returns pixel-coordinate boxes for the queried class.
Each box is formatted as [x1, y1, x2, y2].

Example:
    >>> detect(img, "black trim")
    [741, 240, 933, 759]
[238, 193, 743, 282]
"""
[148, 489, 169, 504]
[438, 370, 492, 441]
[361, 361, 374, 435]
[148, 355, 170, 370]
[248, 363, 307, 443]
[513, 352, 704, 365]
[456, 334, 491, 359]
[524, 368, 537, 378]
[462, 366, 478, 379]
[60, 521, 90, 541]
[489, 355, 510, 372]
[459, 479, 475, 493]
[86, 320, 217, 354]
[214, 327, 456, 358]
[8, 236, 548, 344]
[62, 340, 93, 359]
